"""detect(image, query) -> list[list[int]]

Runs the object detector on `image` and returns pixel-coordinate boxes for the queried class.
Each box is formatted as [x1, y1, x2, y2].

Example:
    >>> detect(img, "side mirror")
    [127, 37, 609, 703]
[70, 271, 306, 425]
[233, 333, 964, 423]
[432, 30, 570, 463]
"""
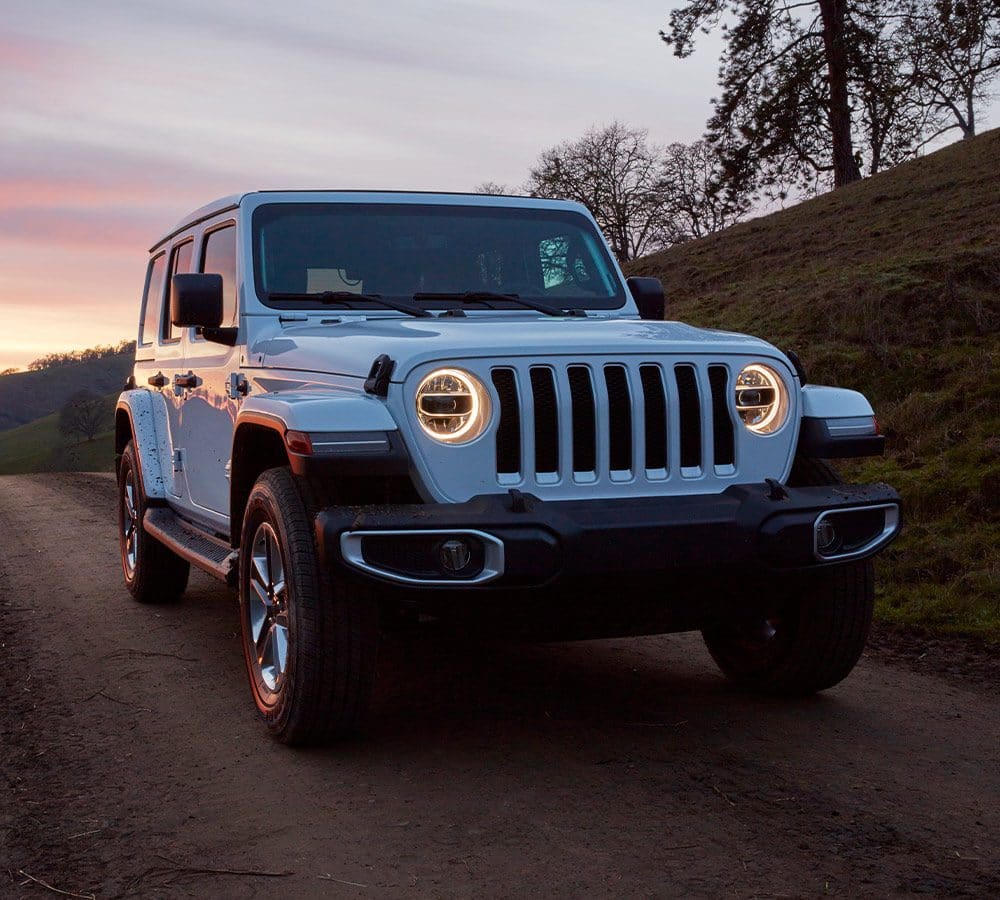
[171, 273, 223, 328]
[627, 276, 665, 321]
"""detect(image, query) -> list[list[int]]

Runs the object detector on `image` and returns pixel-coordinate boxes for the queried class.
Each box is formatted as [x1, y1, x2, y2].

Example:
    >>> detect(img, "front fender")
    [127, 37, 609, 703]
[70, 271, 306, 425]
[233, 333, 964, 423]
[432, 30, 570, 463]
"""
[801, 384, 875, 419]
[798, 385, 884, 458]
[235, 390, 399, 434]
[117, 390, 173, 500]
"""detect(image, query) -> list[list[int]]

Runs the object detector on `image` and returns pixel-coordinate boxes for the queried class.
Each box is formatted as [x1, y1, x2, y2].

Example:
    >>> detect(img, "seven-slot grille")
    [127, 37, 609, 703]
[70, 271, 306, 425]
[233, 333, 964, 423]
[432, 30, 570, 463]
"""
[490, 361, 736, 486]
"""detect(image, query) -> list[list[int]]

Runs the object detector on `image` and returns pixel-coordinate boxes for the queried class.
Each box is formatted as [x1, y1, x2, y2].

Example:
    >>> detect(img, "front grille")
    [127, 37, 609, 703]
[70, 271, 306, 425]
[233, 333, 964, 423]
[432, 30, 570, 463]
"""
[490, 360, 737, 487]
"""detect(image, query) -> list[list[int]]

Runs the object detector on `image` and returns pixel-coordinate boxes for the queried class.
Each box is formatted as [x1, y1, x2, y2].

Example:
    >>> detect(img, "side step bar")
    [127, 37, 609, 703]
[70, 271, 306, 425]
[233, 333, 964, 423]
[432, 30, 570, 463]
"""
[143, 506, 239, 586]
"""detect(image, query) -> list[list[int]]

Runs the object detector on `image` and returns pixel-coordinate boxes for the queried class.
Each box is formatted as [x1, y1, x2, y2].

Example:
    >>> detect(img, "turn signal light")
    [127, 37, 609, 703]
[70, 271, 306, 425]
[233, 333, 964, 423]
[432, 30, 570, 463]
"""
[284, 430, 313, 455]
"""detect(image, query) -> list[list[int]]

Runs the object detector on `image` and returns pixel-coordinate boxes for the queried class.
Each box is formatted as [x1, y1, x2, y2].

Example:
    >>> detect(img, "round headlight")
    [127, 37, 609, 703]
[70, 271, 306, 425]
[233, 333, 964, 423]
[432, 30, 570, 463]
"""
[735, 364, 789, 434]
[415, 368, 492, 443]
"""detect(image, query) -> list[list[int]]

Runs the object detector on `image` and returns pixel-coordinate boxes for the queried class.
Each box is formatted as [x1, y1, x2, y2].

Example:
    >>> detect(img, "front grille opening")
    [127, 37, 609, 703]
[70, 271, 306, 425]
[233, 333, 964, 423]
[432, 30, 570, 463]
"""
[491, 368, 521, 475]
[567, 366, 596, 473]
[604, 365, 633, 471]
[708, 365, 735, 467]
[639, 364, 667, 471]
[529, 366, 559, 473]
[674, 364, 702, 471]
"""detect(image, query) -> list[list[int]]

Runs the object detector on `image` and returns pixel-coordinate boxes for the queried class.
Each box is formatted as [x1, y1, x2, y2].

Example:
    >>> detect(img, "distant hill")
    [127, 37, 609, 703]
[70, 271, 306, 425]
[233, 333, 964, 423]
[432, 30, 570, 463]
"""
[0, 350, 132, 431]
[628, 128, 1000, 639]
[0, 392, 117, 475]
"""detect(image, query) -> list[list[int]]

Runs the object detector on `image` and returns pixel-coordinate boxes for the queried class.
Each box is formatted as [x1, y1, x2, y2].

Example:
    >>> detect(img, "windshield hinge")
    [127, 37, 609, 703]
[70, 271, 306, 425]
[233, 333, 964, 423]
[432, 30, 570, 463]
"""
[364, 354, 395, 397]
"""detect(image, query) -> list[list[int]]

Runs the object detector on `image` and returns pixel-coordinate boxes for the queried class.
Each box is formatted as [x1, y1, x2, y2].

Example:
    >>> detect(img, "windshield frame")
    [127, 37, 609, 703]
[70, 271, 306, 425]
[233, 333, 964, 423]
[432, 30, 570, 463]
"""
[250, 201, 629, 313]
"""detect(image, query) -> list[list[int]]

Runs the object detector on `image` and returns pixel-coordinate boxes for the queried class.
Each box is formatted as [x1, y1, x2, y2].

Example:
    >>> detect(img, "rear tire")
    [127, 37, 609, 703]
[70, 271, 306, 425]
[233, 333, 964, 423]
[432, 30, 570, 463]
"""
[701, 457, 874, 695]
[118, 440, 190, 603]
[238, 467, 379, 745]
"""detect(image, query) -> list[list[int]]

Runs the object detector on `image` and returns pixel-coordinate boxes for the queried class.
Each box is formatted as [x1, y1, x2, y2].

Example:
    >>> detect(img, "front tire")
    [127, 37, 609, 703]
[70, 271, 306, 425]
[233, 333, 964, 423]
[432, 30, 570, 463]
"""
[238, 468, 379, 744]
[701, 456, 874, 695]
[118, 440, 190, 603]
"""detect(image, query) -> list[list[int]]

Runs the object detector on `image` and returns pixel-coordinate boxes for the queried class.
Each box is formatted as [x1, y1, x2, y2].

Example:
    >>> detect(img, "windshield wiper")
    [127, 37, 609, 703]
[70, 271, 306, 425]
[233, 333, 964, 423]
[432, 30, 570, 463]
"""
[266, 290, 433, 318]
[412, 291, 584, 318]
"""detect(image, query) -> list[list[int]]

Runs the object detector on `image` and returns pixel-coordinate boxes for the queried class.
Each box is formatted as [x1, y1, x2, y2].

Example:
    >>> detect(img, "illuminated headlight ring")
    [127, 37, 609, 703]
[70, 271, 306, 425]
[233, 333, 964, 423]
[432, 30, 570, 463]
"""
[735, 363, 789, 435]
[415, 368, 492, 444]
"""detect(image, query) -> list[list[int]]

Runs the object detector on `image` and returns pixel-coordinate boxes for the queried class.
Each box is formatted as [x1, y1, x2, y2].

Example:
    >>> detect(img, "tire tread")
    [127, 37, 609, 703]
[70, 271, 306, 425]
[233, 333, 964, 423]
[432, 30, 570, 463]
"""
[702, 456, 874, 695]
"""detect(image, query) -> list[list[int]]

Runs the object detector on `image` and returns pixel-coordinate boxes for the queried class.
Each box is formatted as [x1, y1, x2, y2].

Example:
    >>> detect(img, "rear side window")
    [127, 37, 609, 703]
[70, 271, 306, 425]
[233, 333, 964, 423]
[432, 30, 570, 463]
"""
[201, 225, 238, 326]
[164, 240, 194, 341]
[140, 253, 167, 346]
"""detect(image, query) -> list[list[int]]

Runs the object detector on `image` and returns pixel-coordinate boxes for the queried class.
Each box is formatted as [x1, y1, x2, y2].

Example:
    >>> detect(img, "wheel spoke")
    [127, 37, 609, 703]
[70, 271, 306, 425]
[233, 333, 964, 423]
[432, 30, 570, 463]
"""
[251, 549, 269, 589]
[255, 610, 272, 656]
[250, 569, 271, 607]
[272, 623, 288, 680]
[258, 626, 277, 688]
[124, 478, 137, 520]
[248, 586, 268, 644]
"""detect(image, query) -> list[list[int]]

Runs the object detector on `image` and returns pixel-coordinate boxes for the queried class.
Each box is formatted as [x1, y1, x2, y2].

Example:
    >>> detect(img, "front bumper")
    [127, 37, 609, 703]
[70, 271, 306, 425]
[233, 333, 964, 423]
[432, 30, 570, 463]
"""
[315, 481, 901, 591]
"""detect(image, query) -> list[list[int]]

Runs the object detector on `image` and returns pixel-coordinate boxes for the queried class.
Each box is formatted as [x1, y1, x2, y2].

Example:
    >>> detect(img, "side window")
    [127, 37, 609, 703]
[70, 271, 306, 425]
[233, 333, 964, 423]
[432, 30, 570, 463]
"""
[163, 239, 194, 342]
[201, 225, 238, 326]
[139, 253, 167, 346]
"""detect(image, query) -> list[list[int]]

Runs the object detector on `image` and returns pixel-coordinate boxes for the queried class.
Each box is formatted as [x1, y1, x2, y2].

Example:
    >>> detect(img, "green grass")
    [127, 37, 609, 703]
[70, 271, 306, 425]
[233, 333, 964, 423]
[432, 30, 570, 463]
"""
[0, 394, 117, 475]
[627, 128, 1000, 640]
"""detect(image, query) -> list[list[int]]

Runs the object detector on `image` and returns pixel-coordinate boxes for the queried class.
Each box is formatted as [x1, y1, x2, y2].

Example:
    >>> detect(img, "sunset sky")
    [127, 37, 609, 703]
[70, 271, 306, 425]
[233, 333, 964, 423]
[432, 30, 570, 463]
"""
[1, 2, 994, 372]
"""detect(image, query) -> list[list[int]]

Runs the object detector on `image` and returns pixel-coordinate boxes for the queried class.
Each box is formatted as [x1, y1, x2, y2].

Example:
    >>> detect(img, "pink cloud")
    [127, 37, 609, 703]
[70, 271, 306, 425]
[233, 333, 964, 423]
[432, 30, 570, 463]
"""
[0, 206, 163, 251]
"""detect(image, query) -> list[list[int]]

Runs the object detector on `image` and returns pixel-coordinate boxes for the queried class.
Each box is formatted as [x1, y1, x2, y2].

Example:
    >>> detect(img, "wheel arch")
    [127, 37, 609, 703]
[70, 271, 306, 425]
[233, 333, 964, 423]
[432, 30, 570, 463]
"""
[230, 415, 291, 546]
[229, 401, 423, 546]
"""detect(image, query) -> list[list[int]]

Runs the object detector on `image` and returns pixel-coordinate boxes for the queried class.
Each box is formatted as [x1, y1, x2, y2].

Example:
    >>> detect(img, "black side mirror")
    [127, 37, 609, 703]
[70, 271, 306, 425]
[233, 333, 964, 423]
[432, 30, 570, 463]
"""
[171, 273, 223, 328]
[627, 276, 665, 321]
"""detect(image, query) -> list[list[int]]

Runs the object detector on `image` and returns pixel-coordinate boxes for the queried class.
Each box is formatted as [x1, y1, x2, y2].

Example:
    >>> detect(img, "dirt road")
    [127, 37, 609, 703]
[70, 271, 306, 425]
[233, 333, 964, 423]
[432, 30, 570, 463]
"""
[1, 473, 998, 898]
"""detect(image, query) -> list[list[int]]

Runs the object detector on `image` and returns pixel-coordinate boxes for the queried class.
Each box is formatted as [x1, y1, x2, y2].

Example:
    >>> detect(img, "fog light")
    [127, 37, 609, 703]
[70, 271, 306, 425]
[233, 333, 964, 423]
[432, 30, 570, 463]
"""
[815, 519, 841, 556]
[437, 538, 473, 574]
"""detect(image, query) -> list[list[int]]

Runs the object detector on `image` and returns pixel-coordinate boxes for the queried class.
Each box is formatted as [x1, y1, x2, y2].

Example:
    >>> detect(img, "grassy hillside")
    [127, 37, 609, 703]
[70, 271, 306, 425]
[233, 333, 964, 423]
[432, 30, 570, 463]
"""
[0, 394, 116, 475]
[628, 129, 1000, 640]
[0, 351, 132, 431]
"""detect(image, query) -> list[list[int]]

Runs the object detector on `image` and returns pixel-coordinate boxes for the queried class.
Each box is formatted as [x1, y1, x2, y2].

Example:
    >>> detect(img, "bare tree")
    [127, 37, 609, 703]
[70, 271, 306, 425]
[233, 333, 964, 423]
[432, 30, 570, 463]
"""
[59, 389, 106, 443]
[474, 181, 514, 195]
[525, 123, 670, 261]
[658, 140, 753, 242]
[902, 0, 1000, 139]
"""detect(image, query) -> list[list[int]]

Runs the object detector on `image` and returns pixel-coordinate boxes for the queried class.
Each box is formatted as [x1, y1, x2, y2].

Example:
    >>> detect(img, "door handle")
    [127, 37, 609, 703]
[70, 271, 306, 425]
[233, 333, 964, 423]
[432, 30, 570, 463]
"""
[173, 371, 201, 389]
[147, 372, 168, 388]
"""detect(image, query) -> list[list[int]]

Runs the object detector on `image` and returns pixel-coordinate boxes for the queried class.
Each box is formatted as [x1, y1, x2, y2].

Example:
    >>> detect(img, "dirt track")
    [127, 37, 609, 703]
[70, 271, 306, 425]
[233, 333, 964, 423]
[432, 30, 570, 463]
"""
[1, 473, 998, 898]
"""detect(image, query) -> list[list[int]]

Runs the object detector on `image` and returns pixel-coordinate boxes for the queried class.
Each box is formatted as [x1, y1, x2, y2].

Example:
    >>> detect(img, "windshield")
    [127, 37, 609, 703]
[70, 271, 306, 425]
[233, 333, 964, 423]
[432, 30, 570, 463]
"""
[252, 202, 627, 311]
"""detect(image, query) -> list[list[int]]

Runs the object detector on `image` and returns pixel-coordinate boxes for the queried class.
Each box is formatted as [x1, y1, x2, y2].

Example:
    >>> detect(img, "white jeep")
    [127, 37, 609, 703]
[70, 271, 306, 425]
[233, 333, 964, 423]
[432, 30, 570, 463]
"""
[116, 191, 900, 744]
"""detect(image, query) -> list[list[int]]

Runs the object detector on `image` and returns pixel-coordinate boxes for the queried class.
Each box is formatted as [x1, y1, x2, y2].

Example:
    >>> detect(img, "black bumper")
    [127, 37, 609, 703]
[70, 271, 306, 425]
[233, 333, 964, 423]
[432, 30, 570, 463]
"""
[315, 481, 901, 591]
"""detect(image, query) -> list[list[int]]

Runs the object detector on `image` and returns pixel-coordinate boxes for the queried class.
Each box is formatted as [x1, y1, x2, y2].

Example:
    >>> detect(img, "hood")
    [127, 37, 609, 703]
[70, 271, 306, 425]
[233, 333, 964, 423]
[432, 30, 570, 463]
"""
[249, 314, 783, 381]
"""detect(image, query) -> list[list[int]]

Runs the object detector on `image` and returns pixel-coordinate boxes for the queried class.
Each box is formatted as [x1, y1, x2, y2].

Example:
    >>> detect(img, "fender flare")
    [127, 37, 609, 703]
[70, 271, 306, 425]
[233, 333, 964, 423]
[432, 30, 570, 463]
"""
[798, 385, 884, 459]
[116, 390, 172, 500]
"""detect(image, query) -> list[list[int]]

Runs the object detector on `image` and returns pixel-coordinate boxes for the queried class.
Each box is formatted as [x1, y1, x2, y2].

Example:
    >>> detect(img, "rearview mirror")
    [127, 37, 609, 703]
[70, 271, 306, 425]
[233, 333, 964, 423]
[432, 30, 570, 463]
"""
[171, 273, 223, 328]
[627, 277, 665, 321]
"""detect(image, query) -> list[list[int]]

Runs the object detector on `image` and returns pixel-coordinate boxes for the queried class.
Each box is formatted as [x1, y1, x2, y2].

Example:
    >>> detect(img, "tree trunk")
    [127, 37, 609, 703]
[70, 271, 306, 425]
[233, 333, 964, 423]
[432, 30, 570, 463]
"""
[818, 0, 862, 186]
[964, 93, 976, 138]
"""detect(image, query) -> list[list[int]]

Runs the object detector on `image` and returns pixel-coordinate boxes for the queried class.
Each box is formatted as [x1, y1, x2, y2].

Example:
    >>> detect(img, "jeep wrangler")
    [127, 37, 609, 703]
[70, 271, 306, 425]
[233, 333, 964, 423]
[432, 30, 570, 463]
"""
[115, 191, 900, 744]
